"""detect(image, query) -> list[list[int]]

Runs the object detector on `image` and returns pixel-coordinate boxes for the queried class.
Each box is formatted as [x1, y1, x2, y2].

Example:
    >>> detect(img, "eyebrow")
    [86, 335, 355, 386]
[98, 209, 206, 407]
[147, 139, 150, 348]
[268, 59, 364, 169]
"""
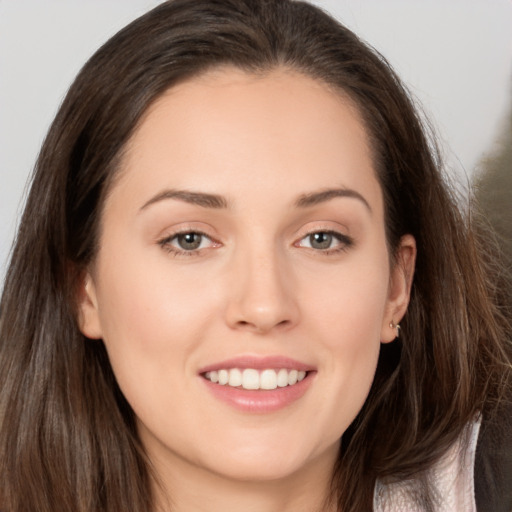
[139, 186, 371, 213]
[140, 189, 228, 211]
[294, 187, 372, 212]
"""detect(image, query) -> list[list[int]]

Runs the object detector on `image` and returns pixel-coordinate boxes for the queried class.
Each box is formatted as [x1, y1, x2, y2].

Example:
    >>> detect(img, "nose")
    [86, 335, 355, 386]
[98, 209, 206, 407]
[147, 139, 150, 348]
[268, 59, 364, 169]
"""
[224, 245, 300, 334]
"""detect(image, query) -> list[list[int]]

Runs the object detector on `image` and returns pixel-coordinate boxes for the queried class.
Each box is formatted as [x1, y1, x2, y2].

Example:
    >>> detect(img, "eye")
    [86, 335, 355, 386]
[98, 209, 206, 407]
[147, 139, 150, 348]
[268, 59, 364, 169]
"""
[158, 231, 218, 255]
[305, 232, 335, 250]
[296, 230, 352, 252]
[174, 232, 207, 250]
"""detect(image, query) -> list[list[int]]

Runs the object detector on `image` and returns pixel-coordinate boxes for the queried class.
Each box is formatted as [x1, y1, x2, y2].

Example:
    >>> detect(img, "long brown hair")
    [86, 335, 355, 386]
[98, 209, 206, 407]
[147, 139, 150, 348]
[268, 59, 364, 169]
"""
[1, 1, 510, 511]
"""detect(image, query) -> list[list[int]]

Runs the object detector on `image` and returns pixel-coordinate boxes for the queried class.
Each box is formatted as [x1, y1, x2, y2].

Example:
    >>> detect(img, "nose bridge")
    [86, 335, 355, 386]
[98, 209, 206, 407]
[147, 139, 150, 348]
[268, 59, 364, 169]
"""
[225, 234, 299, 333]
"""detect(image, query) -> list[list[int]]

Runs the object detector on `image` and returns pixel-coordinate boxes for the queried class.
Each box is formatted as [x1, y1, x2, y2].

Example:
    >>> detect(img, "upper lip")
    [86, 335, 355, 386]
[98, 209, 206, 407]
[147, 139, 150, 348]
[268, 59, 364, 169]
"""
[198, 355, 315, 374]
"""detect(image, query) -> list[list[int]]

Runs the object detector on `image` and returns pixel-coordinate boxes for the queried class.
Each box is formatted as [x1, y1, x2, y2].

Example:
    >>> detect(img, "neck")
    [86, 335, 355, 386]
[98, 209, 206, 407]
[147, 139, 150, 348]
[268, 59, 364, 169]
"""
[151, 446, 339, 512]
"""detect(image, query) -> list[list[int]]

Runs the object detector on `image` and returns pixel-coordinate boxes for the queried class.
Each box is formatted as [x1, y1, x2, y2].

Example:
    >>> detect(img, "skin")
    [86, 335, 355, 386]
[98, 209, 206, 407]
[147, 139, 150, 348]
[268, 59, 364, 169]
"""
[79, 67, 416, 512]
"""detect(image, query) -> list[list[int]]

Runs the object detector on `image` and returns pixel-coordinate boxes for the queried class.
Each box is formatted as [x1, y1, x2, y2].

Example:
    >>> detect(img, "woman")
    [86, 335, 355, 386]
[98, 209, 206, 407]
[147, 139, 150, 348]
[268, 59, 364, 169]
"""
[0, 1, 510, 511]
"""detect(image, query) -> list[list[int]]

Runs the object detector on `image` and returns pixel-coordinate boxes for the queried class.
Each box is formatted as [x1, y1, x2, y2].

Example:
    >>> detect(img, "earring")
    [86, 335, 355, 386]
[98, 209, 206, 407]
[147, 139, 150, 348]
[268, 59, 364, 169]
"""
[389, 320, 401, 339]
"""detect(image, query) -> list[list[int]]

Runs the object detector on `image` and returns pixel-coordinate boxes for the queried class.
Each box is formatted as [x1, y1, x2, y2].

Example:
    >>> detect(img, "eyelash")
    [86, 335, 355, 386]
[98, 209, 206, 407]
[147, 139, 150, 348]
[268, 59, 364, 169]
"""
[157, 229, 354, 257]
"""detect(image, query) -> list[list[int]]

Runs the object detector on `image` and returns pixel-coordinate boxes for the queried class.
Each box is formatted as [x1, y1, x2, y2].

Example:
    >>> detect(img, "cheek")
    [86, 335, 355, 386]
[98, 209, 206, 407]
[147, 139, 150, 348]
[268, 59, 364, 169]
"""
[97, 241, 216, 337]
[305, 253, 390, 346]
[92, 248, 220, 399]
[302, 256, 389, 428]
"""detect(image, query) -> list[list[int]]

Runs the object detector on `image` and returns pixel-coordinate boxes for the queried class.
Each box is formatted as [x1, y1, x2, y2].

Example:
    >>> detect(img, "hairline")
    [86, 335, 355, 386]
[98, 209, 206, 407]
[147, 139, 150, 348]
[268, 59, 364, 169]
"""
[95, 63, 388, 261]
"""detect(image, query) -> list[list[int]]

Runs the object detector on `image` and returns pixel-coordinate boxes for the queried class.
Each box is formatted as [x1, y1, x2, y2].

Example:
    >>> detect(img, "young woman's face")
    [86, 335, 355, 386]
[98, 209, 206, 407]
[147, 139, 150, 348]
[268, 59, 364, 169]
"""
[80, 68, 414, 485]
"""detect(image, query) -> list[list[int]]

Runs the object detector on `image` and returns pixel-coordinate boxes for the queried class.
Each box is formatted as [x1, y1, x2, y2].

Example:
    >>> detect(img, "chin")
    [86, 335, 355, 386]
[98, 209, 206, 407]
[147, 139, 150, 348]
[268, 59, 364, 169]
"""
[200, 438, 338, 484]
[209, 457, 309, 483]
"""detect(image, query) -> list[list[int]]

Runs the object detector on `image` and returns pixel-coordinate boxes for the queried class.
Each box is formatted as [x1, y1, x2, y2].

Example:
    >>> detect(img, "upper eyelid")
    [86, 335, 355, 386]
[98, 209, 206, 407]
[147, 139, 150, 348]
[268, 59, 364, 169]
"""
[156, 223, 219, 241]
[295, 224, 351, 240]
[296, 229, 352, 243]
[300, 228, 347, 236]
[160, 228, 210, 239]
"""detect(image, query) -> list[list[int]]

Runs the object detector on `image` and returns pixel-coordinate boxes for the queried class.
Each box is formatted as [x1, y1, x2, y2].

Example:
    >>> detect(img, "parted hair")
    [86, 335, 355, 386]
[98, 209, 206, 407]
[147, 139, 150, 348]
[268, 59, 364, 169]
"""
[1, 1, 511, 511]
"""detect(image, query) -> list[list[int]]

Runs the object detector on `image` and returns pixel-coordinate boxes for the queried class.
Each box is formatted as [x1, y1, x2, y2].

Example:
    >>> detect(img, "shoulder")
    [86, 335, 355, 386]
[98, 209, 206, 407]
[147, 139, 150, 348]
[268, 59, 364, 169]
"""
[373, 420, 480, 512]
[374, 412, 512, 512]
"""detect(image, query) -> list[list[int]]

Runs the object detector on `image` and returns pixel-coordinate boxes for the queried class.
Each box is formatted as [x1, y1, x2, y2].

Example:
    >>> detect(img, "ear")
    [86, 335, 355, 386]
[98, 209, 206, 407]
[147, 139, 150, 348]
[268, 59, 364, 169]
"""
[381, 234, 416, 343]
[77, 272, 103, 339]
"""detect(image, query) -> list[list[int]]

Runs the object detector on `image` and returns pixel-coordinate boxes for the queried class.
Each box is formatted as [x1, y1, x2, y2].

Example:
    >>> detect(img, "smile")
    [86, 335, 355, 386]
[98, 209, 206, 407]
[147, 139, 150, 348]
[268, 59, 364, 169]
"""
[204, 368, 307, 390]
[199, 356, 315, 412]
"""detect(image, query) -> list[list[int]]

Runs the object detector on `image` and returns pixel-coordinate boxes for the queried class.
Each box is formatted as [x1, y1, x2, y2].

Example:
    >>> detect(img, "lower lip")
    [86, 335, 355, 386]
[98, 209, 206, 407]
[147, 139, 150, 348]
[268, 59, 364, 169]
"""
[200, 372, 315, 413]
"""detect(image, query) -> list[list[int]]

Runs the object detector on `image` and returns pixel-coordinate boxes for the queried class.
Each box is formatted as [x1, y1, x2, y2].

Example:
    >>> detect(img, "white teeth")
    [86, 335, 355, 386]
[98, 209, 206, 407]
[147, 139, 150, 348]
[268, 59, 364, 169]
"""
[242, 369, 260, 390]
[228, 368, 242, 387]
[260, 369, 277, 390]
[277, 368, 289, 387]
[204, 368, 308, 390]
[218, 369, 229, 385]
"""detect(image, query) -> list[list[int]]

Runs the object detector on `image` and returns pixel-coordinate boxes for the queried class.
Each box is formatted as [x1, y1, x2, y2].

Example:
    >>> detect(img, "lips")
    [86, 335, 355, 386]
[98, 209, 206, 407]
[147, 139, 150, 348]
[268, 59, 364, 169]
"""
[199, 356, 315, 413]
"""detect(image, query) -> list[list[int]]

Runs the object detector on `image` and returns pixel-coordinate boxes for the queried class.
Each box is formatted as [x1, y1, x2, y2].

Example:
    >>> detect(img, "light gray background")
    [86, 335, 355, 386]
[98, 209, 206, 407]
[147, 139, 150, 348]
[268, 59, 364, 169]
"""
[1, 0, 511, 287]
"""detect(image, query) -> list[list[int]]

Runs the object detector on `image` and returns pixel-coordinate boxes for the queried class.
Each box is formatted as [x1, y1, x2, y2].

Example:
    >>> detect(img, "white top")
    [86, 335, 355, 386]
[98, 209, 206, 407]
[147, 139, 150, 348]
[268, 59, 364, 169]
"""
[373, 419, 481, 512]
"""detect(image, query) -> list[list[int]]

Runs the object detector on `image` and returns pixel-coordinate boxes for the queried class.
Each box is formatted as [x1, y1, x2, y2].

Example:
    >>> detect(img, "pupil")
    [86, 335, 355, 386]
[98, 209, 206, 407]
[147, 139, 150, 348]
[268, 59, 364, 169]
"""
[178, 233, 202, 250]
[310, 232, 332, 249]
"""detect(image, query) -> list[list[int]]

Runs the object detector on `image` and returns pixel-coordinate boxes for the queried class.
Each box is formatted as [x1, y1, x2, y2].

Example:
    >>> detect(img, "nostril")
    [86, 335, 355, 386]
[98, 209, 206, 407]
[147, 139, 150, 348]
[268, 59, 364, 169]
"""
[233, 318, 293, 334]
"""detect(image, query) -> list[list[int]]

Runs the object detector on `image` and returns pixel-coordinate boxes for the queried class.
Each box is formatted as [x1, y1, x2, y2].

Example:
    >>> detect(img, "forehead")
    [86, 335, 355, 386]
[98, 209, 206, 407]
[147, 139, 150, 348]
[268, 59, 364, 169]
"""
[110, 66, 382, 214]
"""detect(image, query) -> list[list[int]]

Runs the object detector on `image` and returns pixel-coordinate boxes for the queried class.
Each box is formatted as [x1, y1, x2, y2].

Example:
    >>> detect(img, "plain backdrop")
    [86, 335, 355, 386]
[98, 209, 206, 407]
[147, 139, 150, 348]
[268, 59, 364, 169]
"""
[1, 0, 511, 287]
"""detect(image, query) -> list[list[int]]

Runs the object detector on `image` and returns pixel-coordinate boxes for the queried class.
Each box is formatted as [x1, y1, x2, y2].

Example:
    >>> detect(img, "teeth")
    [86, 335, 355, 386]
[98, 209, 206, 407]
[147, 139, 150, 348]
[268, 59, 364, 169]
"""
[243, 369, 260, 390]
[260, 369, 277, 390]
[204, 368, 308, 390]
[218, 369, 229, 385]
[277, 368, 289, 387]
[228, 368, 242, 387]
